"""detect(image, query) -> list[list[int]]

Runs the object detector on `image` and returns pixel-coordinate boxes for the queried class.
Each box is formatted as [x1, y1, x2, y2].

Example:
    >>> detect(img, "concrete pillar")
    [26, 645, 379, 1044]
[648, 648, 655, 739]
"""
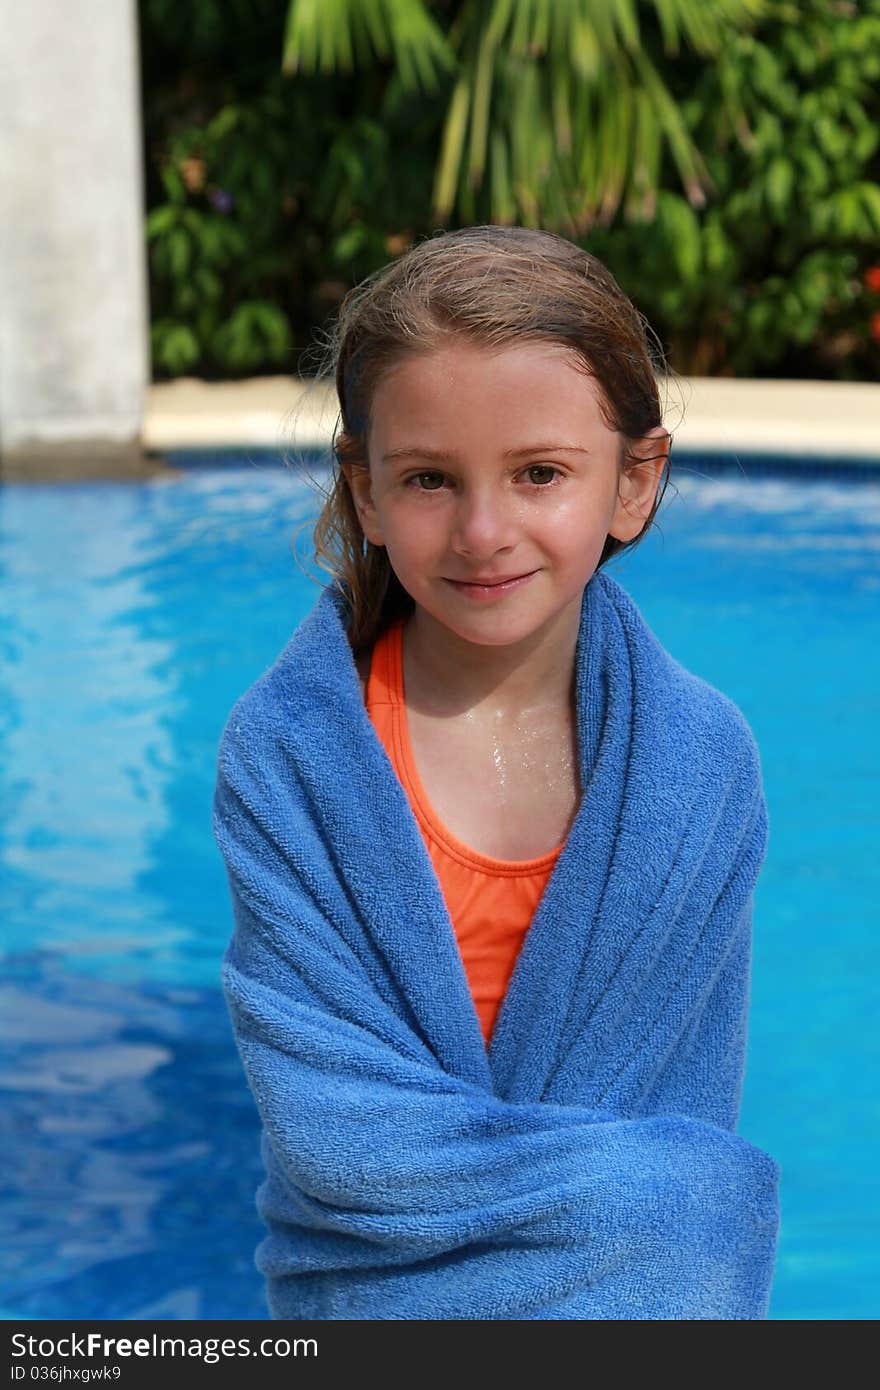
[0, 0, 149, 478]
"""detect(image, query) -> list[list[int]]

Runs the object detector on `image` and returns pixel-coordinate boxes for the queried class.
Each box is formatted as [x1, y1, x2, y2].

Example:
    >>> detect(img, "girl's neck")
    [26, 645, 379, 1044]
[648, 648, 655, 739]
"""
[400, 594, 583, 724]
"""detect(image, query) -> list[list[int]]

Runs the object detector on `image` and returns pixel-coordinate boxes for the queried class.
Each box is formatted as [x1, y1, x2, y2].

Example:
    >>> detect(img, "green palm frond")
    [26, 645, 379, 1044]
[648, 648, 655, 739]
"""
[651, 0, 768, 56]
[283, 0, 769, 231]
[282, 0, 457, 91]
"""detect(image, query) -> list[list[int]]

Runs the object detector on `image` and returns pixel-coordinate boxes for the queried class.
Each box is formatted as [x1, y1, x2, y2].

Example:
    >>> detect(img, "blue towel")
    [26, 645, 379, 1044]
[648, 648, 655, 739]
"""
[213, 568, 781, 1319]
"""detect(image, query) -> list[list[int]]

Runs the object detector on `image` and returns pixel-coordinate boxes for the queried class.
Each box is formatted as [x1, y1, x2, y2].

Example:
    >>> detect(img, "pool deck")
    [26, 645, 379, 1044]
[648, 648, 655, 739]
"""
[142, 374, 880, 462]
[2, 374, 877, 480]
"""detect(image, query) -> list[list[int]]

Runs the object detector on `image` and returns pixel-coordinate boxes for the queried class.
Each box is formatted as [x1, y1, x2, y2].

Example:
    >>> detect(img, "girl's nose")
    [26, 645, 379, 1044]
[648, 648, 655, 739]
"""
[449, 484, 520, 556]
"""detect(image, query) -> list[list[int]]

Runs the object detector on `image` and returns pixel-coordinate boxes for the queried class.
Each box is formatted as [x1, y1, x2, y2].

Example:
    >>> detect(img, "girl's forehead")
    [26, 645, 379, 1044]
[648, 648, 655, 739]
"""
[364, 347, 611, 461]
[370, 341, 608, 435]
[380, 337, 585, 380]
[376, 341, 598, 403]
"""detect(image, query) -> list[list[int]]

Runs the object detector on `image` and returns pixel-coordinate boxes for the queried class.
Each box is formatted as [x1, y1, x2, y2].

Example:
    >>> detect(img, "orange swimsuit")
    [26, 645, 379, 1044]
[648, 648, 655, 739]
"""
[365, 616, 566, 1047]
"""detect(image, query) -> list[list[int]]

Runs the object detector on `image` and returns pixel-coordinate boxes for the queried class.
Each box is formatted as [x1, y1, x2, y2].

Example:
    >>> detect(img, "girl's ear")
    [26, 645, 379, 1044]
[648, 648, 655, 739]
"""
[341, 460, 386, 548]
[609, 426, 670, 543]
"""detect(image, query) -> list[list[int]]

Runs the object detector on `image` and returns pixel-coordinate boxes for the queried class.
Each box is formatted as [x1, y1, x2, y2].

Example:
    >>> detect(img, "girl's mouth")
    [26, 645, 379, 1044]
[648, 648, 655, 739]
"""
[443, 570, 538, 600]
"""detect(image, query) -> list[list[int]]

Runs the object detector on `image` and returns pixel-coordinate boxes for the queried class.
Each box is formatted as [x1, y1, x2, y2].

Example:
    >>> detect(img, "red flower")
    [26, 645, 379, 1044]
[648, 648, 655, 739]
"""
[870, 311, 880, 343]
[865, 265, 880, 293]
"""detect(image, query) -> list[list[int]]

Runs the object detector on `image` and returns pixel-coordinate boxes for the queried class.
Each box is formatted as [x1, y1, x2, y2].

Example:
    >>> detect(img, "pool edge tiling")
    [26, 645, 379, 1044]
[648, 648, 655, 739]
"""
[3, 374, 879, 484]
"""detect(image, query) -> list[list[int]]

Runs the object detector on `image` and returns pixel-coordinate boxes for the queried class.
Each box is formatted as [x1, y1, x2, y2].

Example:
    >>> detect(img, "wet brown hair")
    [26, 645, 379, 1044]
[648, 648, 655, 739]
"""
[305, 224, 673, 657]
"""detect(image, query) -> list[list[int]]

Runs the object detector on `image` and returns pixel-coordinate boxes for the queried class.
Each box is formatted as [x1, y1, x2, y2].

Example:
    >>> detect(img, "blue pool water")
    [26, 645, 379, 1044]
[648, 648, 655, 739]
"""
[1, 451, 878, 1321]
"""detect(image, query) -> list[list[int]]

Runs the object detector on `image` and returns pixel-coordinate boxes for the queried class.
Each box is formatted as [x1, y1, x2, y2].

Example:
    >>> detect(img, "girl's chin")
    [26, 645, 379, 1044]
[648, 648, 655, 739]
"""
[410, 603, 559, 649]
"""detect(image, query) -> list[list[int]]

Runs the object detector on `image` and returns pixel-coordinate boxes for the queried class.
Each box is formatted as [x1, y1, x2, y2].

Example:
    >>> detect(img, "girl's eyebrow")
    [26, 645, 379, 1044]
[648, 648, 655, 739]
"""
[381, 443, 591, 464]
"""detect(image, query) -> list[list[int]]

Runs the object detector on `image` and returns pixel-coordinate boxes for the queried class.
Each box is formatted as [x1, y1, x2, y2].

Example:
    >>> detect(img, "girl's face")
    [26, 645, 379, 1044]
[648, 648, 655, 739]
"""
[345, 339, 668, 651]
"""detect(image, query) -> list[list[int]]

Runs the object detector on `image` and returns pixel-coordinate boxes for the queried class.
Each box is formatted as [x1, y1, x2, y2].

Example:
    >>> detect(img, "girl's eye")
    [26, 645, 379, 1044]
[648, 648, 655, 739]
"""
[404, 465, 562, 491]
[524, 465, 560, 486]
[406, 471, 446, 491]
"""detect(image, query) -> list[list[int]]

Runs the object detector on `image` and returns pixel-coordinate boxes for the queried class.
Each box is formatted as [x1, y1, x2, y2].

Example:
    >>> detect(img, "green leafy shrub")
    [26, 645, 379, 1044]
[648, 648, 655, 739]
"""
[140, 0, 880, 380]
[586, 0, 880, 377]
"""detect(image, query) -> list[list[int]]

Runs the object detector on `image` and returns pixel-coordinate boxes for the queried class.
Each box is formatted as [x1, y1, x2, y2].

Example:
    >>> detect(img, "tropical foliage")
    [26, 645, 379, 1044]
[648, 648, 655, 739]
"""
[140, 0, 880, 379]
[587, 0, 880, 374]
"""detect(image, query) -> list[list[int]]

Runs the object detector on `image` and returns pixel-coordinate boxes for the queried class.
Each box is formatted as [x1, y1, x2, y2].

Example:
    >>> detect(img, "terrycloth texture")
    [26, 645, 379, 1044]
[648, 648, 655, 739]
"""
[213, 569, 781, 1320]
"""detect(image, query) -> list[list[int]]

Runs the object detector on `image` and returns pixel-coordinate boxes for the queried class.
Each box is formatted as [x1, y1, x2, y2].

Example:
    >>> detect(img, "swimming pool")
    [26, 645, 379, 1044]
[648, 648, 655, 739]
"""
[1, 451, 877, 1320]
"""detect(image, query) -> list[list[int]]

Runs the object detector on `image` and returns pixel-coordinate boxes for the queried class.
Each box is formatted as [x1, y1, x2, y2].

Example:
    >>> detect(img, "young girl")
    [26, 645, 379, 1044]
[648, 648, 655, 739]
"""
[214, 225, 781, 1321]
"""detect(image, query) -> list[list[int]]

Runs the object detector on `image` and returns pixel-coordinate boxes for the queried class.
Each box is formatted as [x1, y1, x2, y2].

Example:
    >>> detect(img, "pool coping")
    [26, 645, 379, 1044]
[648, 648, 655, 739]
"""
[142, 374, 880, 463]
[2, 374, 877, 482]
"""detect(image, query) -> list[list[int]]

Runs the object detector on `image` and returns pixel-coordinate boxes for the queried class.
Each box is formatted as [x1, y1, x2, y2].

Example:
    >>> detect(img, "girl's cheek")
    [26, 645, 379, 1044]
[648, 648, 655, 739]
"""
[396, 491, 449, 519]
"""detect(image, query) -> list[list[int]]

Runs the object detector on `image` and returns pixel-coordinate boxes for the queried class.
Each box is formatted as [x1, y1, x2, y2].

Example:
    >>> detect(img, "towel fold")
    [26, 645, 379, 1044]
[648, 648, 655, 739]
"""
[213, 568, 780, 1319]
